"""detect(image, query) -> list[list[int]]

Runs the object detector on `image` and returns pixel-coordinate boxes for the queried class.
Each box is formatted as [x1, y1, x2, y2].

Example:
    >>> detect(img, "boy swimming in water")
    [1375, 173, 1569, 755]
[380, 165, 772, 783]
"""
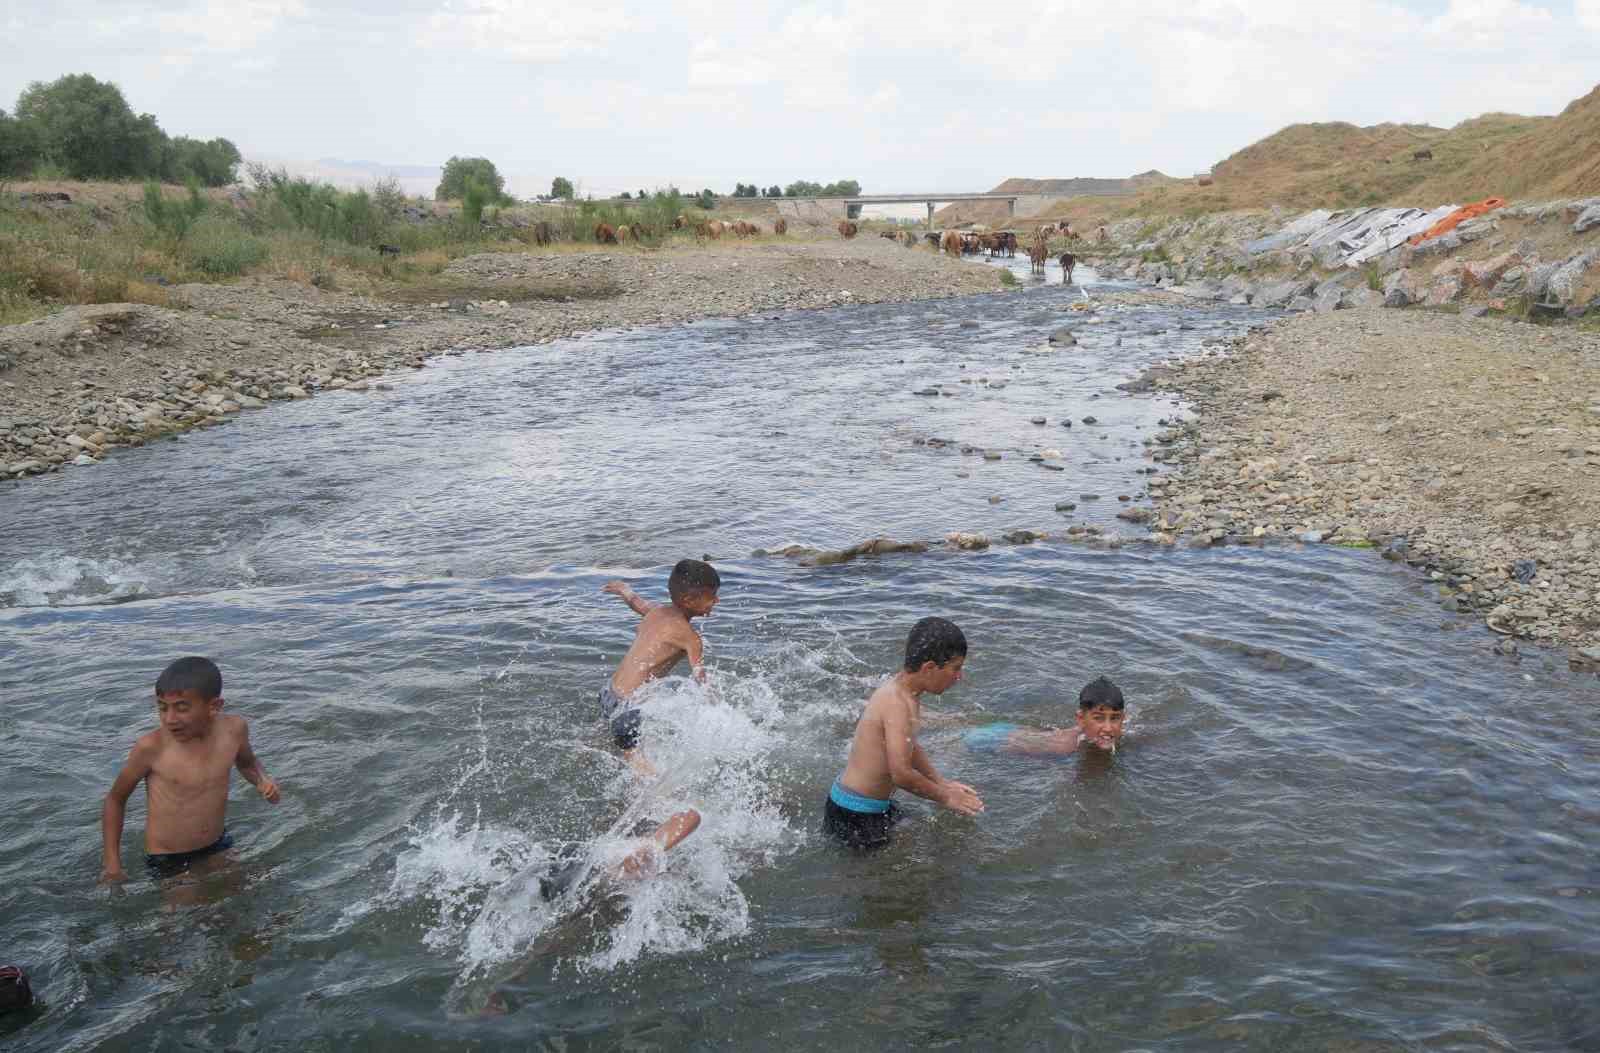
[100, 656, 281, 883]
[824, 617, 984, 850]
[600, 560, 721, 772]
[964, 676, 1128, 756]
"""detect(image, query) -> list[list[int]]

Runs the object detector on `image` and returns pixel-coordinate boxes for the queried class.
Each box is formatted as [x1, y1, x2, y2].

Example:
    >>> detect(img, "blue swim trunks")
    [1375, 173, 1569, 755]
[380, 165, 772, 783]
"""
[964, 722, 1020, 751]
[598, 684, 642, 751]
[822, 779, 899, 850]
[145, 829, 233, 879]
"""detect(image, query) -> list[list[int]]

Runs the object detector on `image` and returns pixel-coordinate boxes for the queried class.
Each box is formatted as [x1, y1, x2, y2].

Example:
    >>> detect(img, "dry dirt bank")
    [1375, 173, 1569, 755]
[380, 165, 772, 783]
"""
[0, 238, 1003, 482]
[1139, 308, 1600, 666]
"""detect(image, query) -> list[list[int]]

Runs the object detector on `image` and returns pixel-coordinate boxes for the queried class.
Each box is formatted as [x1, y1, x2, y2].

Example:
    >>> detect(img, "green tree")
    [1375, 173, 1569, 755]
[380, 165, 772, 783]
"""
[551, 176, 574, 199]
[821, 179, 861, 196]
[0, 108, 39, 178]
[784, 180, 822, 197]
[14, 74, 167, 180]
[637, 188, 647, 201]
[696, 188, 716, 209]
[766, 185, 782, 198]
[619, 190, 632, 199]
[163, 136, 241, 187]
[436, 156, 506, 201]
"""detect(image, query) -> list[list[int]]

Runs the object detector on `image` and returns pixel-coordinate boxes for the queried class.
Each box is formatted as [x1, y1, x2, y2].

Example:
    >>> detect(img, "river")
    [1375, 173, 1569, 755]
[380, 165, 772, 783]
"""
[2, 262, 1597, 1051]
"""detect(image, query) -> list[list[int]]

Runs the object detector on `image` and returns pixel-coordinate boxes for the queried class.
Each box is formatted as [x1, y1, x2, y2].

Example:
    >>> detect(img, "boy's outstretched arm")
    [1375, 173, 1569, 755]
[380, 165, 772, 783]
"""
[884, 705, 984, 815]
[602, 580, 654, 617]
[101, 740, 155, 882]
[235, 723, 280, 803]
[683, 626, 707, 683]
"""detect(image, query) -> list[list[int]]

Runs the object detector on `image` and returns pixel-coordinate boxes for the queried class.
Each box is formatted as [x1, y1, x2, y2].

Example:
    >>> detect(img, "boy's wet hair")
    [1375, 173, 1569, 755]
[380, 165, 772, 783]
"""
[1078, 676, 1125, 711]
[667, 558, 721, 600]
[155, 656, 223, 700]
[904, 616, 967, 671]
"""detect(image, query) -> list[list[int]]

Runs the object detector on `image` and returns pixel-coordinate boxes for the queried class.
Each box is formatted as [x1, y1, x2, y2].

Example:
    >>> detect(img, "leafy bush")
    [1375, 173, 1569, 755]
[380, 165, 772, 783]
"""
[141, 179, 208, 241]
[437, 156, 507, 202]
[462, 178, 490, 229]
[162, 136, 241, 186]
[0, 109, 37, 178]
[14, 74, 166, 180]
[183, 215, 268, 276]
[371, 175, 407, 219]
[551, 176, 574, 200]
[250, 167, 385, 246]
[696, 188, 715, 210]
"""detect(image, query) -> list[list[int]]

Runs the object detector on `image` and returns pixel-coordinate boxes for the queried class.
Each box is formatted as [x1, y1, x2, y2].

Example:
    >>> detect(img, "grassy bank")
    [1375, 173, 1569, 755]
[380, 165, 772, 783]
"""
[0, 178, 794, 326]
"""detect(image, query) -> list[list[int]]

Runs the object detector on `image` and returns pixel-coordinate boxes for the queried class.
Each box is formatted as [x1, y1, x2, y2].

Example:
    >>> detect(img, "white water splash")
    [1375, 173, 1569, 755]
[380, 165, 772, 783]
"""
[0, 554, 150, 607]
[371, 667, 808, 1014]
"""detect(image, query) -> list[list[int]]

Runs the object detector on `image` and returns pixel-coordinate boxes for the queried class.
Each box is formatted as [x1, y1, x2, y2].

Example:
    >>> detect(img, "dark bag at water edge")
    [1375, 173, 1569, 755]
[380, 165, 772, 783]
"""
[0, 965, 33, 1011]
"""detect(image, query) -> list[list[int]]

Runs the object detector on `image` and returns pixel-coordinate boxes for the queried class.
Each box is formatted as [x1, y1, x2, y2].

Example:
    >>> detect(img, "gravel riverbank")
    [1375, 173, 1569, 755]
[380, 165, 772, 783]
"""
[1140, 308, 1600, 665]
[0, 238, 1003, 482]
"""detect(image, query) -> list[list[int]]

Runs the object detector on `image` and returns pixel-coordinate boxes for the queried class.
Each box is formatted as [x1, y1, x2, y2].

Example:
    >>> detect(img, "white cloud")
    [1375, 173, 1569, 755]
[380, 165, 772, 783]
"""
[425, 0, 637, 61]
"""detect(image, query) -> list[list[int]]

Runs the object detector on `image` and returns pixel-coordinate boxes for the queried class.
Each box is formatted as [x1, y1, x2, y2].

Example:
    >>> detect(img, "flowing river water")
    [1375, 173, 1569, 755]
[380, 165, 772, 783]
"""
[2, 260, 1597, 1051]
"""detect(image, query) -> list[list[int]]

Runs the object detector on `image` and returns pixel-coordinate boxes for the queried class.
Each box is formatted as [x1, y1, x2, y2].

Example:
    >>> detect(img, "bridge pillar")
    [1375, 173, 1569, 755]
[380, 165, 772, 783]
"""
[927, 201, 935, 229]
[1008, 199, 1015, 217]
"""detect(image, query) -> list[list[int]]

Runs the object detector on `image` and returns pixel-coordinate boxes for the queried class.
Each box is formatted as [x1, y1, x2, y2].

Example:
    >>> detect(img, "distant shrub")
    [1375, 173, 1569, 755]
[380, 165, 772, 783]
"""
[141, 179, 208, 240]
[551, 176, 574, 200]
[998, 269, 1018, 286]
[437, 155, 507, 202]
[462, 178, 490, 229]
[371, 175, 407, 219]
[183, 215, 268, 276]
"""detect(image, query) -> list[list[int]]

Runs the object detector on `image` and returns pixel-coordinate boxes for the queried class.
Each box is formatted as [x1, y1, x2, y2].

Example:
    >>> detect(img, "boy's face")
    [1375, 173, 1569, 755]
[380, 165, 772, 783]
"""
[921, 655, 966, 694]
[1076, 704, 1125, 750]
[156, 689, 222, 741]
[678, 588, 719, 618]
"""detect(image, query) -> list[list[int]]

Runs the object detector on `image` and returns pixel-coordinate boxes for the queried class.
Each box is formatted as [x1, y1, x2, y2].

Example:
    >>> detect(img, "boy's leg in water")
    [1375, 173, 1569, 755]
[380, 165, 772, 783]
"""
[539, 810, 701, 901]
[619, 809, 700, 880]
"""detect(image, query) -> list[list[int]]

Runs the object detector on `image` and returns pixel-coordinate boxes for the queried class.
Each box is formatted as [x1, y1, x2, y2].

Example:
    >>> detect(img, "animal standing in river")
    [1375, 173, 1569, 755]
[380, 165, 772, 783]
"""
[940, 230, 961, 257]
[1059, 252, 1076, 284]
[1029, 234, 1048, 275]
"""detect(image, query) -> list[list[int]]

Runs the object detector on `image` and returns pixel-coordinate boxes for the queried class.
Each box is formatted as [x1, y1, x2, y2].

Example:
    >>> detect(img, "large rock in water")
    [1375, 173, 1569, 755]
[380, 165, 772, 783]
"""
[1048, 327, 1077, 345]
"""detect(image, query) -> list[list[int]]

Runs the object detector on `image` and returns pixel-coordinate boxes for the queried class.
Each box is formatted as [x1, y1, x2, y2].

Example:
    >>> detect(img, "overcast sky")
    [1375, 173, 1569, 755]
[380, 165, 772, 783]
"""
[5, 0, 1599, 197]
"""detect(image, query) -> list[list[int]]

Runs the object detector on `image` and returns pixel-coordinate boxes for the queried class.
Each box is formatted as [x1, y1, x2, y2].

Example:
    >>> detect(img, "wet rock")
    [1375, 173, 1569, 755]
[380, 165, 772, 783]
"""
[982, 451, 1001, 461]
[1030, 416, 1046, 425]
[912, 387, 940, 396]
[1117, 507, 1153, 523]
[1054, 502, 1077, 513]
[946, 531, 990, 550]
[1048, 328, 1077, 345]
[1003, 529, 1041, 544]
[1081, 416, 1097, 425]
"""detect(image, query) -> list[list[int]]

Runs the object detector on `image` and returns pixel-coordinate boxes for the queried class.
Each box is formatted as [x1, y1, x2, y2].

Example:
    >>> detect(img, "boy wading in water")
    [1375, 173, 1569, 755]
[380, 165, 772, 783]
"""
[100, 657, 280, 884]
[964, 676, 1129, 756]
[825, 617, 984, 849]
[600, 559, 720, 773]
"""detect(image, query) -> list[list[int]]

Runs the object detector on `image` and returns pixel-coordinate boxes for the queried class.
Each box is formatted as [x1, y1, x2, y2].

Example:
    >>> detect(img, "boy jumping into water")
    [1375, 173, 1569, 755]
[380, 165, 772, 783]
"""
[100, 656, 280, 883]
[964, 676, 1128, 756]
[600, 559, 721, 771]
[824, 617, 984, 850]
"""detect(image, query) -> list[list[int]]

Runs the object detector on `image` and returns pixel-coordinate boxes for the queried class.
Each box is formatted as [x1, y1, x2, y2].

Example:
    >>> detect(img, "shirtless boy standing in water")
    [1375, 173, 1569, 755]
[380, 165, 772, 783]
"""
[100, 656, 280, 883]
[824, 617, 984, 850]
[599, 559, 721, 770]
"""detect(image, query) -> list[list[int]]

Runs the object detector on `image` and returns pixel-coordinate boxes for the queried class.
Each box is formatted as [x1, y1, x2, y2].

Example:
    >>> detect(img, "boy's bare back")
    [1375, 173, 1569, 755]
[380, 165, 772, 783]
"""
[610, 604, 704, 697]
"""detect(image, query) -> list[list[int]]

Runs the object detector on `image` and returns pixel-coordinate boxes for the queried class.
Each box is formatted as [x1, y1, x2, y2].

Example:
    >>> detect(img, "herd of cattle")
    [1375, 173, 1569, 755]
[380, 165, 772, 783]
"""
[590, 215, 791, 244]
[568, 212, 1099, 283]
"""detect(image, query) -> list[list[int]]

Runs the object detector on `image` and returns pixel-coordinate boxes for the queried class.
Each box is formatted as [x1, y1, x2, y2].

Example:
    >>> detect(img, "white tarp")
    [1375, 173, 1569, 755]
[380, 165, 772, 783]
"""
[1244, 205, 1462, 268]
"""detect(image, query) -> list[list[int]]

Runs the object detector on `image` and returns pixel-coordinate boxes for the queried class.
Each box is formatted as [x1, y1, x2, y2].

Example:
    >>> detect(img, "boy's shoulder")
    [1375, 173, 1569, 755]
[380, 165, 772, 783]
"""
[132, 728, 166, 758]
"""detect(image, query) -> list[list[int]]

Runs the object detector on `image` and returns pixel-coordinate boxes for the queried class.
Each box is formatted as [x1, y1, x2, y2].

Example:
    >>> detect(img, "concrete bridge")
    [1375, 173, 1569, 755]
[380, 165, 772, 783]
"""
[776, 193, 1022, 226]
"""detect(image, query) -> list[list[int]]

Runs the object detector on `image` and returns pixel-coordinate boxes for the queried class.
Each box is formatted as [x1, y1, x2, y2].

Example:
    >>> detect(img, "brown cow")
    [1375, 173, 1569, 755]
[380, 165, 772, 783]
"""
[673, 214, 688, 230]
[532, 221, 553, 246]
[899, 229, 917, 247]
[1029, 234, 1047, 275]
[595, 222, 617, 244]
[708, 220, 726, 239]
[774, 218, 787, 235]
[838, 220, 859, 238]
[1059, 252, 1076, 284]
[1003, 232, 1018, 257]
[940, 230, 961, 257]
[615, 224, 632, 242]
